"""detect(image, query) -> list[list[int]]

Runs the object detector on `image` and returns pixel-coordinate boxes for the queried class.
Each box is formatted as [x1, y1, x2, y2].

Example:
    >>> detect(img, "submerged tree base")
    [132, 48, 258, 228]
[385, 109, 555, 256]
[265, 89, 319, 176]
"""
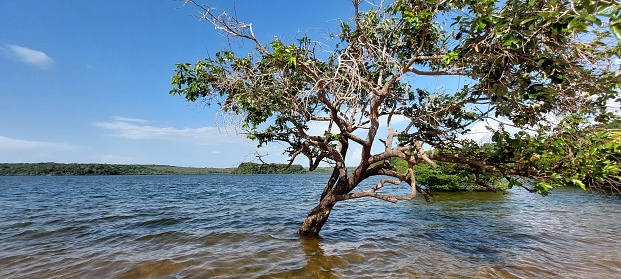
[298, 198, 336, 236]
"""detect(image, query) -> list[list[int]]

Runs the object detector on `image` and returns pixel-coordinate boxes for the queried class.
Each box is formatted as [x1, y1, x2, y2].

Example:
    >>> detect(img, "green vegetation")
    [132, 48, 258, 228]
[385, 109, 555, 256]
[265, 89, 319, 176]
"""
[604, 119, 621, 130]
[232, 162, 306, 174]
[0, 162, 311, 176]
[0, 163, 232, 176]
[385, 157, 503, 192]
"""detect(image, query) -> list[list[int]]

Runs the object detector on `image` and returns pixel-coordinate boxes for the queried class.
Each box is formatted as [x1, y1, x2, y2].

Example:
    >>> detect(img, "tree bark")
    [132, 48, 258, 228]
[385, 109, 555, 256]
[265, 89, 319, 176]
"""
[298, 197, 337, 236]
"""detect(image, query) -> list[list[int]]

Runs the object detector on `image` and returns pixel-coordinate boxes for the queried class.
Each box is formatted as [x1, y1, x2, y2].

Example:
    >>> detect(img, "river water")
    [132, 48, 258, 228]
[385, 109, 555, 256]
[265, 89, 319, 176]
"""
[1, 174, 620, 278]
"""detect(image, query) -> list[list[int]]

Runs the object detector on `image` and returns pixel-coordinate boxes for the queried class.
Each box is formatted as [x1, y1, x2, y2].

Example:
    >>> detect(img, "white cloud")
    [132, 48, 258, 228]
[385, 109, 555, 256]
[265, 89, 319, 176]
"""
[6, 45, 54, 68]
[347, 145, 363, 165]
[460, 121, 496, 143]
[460, 117, 538, 144]
[94, 117, 248, 145]
[607, 99, 621, 115]
[306, 120, 340, 136]
[112, 116, 150, 123]
[0, 135, 77, 151]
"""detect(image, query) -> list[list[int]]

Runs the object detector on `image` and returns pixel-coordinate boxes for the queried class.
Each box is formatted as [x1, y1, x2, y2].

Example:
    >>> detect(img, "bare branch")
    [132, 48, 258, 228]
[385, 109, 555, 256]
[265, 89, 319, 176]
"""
[182, 0, 268, 54]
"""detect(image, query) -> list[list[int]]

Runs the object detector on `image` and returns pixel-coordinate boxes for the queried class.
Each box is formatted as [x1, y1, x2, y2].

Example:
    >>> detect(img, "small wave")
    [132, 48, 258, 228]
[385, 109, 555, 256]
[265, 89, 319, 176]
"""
[11, 225, 89, 240]
[5, 221, 34, 229]
[134, 231, 194, 243]
[130, 216, 191, 229]
[2, 175, 621, 278]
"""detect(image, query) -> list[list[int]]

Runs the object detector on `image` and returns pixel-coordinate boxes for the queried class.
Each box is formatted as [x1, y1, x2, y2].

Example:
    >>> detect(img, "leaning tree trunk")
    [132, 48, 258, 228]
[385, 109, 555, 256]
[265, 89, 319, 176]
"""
[298, 196, 337, 236]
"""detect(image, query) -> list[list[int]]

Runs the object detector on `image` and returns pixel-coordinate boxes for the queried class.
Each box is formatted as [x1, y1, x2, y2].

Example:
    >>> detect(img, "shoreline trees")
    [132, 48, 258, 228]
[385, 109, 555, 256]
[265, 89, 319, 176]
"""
[0, 163, 232, 176]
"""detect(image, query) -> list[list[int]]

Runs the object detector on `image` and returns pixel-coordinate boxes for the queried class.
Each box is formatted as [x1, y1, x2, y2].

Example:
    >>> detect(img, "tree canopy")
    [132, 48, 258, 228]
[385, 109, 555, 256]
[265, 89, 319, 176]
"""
[172, 0, 621, 235]
[232, 162, 306, 174]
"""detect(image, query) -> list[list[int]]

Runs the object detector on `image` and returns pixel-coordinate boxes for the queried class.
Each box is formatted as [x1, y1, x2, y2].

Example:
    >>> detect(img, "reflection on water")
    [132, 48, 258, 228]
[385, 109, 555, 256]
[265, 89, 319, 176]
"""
[1, 174, 620, 278]
[258, 236, 343, 279]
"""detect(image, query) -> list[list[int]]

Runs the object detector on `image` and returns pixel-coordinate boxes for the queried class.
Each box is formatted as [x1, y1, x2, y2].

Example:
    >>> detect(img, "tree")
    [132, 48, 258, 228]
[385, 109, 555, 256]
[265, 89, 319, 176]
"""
[171, 0, 621, 235]
[232, 162, 306, 174]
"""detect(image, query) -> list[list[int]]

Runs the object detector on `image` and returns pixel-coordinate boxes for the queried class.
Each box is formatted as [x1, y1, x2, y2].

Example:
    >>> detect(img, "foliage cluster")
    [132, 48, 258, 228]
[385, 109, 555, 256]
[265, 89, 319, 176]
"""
[232, 162, 306, 174]
[385, 157, 504, 191]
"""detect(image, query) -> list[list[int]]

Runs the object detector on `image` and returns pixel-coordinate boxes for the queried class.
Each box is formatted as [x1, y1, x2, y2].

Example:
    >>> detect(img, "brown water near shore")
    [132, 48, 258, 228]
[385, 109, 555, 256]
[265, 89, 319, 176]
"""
[1, 174, 620, 278]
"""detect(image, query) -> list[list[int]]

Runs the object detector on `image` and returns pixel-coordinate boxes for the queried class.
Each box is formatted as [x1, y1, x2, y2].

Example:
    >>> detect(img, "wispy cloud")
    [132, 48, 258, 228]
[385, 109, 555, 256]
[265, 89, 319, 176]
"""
[6, 44, 54, 68]
[94, 117, 247, 145]
[460, 121, 496, 144]
[607, 99, 621, 115]
[113, 116, 150, 123]
[0, 135, 77, 151]
[460, 117, 539, 144]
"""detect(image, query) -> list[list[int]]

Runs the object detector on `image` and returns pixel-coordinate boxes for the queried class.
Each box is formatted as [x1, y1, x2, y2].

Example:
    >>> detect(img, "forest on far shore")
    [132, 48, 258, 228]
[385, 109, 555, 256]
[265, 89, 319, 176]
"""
[0, 162, 307, 176]
[0, 163, 234, 176]
[0, 161, 498, 192]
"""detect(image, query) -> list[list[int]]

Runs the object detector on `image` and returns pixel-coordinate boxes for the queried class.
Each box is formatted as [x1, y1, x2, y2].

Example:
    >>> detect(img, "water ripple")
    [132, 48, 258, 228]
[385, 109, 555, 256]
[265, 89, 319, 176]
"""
[1, 175, 620, 278]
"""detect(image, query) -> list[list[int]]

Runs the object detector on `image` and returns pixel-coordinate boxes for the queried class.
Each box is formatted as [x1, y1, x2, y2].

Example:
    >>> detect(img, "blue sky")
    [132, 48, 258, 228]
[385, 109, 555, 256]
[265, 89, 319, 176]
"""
[2, 1, 618, 168]
[0, 0, 355, 167]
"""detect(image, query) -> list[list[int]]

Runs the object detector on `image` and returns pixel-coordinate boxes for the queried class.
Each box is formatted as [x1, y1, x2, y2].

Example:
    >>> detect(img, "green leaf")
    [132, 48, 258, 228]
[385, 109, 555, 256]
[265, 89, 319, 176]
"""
[612, 25, 621, 39]
[597, 4, 616, 15]
[571, 178, 586, 190]
[589, 146, 597, 155]
[520, 17, 537, 25]
[288, 56, 297, 67]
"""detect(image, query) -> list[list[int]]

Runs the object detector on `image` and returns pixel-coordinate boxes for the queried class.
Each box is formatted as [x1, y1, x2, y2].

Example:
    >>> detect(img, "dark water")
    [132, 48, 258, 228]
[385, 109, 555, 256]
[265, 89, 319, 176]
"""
[1, 174, 620, 278]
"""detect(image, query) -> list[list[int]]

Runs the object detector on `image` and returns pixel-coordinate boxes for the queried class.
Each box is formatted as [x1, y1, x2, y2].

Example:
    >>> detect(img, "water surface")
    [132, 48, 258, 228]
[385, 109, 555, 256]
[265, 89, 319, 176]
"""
[1, 174, 620, 278]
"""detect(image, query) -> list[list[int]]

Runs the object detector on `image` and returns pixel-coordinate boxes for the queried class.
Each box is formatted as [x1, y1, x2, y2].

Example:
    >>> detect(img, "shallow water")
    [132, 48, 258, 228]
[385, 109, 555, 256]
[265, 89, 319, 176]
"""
[1, 174, 620, 278]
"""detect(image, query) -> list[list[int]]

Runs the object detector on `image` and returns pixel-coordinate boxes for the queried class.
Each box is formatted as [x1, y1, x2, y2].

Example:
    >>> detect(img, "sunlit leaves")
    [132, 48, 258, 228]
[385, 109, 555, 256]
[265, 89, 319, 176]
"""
[467, 114, 621, 194]
[270, 39, 298, 69]
[443, 51, 460, 65]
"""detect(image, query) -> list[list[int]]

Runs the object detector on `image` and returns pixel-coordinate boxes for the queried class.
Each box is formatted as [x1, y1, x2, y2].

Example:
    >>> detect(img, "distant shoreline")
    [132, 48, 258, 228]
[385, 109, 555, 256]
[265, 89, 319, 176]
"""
[0, 162, 330, 176]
